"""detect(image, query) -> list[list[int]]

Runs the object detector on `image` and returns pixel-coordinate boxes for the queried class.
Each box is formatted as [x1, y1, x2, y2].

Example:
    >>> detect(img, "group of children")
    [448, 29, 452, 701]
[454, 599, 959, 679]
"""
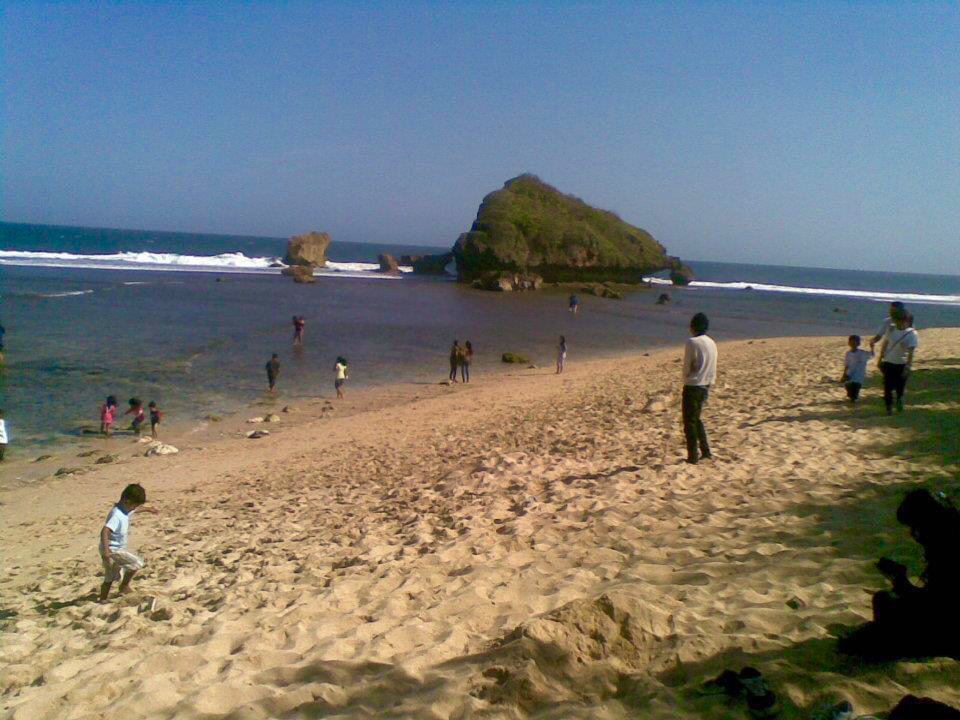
[99, 396, 163, 438]
[841, 301, 919, 415]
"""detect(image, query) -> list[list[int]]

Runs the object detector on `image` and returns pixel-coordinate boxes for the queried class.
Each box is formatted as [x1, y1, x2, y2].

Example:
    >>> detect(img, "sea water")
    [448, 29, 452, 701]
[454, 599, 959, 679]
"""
[1, 222, 958, 454]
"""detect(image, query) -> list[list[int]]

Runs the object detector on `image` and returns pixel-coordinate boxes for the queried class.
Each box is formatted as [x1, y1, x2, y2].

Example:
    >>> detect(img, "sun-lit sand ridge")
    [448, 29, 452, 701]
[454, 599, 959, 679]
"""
[1, 330, 959, 719]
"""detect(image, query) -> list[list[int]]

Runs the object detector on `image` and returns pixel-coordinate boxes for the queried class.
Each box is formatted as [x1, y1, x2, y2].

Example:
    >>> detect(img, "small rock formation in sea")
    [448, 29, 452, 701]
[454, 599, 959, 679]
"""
[655, 292, 672, 305]
[400, 254, 421, 266]
[582, 282, 624, 300]
[281, 265, 316, 283]
[451, 174, 679, 288]
[283, 231, 331, 267]
[472, 271, 543, 292]
[668, 257, 694, 286]
[378, 254, 401, 275]
[412, 252, 454, 275]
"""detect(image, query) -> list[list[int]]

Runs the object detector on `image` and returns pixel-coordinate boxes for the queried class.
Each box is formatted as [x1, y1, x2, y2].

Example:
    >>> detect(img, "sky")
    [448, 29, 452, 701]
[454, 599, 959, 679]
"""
[1, 2, 958, 274]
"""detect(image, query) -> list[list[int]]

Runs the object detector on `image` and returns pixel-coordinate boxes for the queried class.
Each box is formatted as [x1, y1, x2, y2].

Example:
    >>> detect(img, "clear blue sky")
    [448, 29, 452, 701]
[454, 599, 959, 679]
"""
[2, 2, 958, 273]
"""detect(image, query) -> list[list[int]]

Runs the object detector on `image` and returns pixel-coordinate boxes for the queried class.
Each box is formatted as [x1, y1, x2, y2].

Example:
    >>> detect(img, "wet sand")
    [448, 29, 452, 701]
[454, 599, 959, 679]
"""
[1, 330, 959, 719]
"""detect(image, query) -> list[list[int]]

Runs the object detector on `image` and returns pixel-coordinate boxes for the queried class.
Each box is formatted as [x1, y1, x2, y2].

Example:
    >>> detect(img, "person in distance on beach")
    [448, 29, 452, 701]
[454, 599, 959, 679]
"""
[0, 409, 7, 461]
[100, 396, 118, 437]
[449, 341, 461, 383]
[869, 300, 905, 352]
[98, 483, 158, 603]
[569, 294, 580, 314]
[266, 353, 280, 392]
[461, 341, 474, 383]
[148, 401, 162, 439]
[877, 308, 918, 415]
[334, 356, 348, 399]
[841, 335, 873, 402]
[556, 335, 567, 374]
[125, 397, 145, 436]
[292, 315, 305, 346]
[682, 313, 717, 465]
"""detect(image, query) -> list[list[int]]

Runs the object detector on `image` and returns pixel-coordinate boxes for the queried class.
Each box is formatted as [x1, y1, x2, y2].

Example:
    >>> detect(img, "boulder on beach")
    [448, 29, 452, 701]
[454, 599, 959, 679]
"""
[378, 254, 401, 275]
[451, 175, 676, 286]
[144, 443, 178, 457]
[246, 429, 270, 439]
[412, 252, 454, 275]
[283, 231, 331, 267]
[281, 265, 316, 283]
[501, 352, 530, 364]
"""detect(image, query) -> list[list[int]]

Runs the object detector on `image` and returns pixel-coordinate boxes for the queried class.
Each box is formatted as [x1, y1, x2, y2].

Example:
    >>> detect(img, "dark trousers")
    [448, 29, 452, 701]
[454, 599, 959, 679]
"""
[845, 381, 862, 401]
[880, 361, 907, 410]
[449, 360, 458, 381]
[461, 361, 470, 382]
[682, 385, 710, 461]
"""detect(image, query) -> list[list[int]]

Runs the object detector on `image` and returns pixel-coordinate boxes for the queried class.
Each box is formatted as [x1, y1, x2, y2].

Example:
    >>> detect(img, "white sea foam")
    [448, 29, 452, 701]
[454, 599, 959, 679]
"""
[38, 290, 95, 298]
[643, 276, 960, 306]
[0, 250, 410, 279]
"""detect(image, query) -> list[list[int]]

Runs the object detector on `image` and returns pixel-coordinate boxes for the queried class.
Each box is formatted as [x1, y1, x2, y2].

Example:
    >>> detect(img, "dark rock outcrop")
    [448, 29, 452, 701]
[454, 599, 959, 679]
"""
[501, 352, 530, 364]
[472, 271, 543, 292]
[283, 231, 331, 267]
[281, 265, 316, 283]
[400, 255, 422, 266]
[668, 257, 694, 286]
[452, 175, 673, 285]
[583, 283, 623, 300]
[412, 252, 454, 275]
[378, 254, 400, 275]
[655, 292, 672, 305]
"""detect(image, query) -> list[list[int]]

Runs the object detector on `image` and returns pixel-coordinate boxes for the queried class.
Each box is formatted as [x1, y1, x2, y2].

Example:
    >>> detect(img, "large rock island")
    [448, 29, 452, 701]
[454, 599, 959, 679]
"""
[451, 175, 675, 286]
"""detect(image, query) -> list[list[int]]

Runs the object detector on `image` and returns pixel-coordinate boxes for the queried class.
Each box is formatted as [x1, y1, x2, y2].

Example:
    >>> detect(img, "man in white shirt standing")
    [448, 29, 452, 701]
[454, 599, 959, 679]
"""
[682, 312, 718, 465]
[869, 301, 905, 352]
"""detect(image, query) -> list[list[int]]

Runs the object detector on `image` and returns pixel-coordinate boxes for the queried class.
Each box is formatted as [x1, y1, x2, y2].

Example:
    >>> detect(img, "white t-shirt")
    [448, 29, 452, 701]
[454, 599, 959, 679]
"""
[0, 419, 7, 444]
[875, 317, 894, 340]
[844, 348, 873, 384]
[882, 327, 918, 365]
[683, 335, 718, 386]
[335, 362, 347, 380]
[104, 505, 132, 551]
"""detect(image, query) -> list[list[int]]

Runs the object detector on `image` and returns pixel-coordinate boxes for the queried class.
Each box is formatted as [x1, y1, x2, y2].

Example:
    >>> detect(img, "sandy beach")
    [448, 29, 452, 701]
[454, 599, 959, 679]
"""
[1, 329, 958, 719]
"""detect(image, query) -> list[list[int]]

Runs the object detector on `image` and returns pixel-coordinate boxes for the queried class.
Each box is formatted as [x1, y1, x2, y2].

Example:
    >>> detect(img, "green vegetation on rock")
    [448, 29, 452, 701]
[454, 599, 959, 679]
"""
[453, 175, 670, 284]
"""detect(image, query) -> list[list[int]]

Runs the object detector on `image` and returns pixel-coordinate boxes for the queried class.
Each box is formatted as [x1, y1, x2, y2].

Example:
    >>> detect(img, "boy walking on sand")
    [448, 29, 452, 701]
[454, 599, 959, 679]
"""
[841, 335, 873, 402]
[682, 313, 717, 465]
[99, 483, 157, 602]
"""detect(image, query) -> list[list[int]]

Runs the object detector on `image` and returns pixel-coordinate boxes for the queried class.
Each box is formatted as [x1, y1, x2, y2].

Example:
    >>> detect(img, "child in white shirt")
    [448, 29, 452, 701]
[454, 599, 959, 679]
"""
[841, 335, 873, 402]
[99, 483, 157, 602]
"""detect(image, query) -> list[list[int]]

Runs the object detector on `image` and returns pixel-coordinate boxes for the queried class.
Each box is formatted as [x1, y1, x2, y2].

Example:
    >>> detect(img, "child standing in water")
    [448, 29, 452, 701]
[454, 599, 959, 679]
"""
[98, 483, 157, 602]
[0, 409, 7, 461]
[100, 396, 118, 437]
[334, 356, 348, 399]
[556, 335, 567, 374]
[148, 401, 162, 439]
[125, 398, 145, 436]
[292, 316, 305, 345]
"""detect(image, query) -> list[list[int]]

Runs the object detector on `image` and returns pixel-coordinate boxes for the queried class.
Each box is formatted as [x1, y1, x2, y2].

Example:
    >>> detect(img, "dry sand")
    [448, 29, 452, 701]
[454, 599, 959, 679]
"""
[1, 329, 959, 719]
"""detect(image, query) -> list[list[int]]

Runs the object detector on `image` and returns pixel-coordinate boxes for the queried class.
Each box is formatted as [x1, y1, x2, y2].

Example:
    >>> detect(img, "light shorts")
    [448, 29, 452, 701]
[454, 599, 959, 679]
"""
[101, 548, 144, 583]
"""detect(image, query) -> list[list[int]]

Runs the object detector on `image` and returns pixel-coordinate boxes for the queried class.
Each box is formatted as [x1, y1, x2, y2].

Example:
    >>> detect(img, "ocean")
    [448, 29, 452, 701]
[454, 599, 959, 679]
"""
[1, 221, 958, 455]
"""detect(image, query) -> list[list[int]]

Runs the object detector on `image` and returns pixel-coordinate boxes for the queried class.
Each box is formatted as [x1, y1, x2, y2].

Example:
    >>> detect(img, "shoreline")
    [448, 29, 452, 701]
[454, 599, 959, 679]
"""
[2, 330, 959, 718]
